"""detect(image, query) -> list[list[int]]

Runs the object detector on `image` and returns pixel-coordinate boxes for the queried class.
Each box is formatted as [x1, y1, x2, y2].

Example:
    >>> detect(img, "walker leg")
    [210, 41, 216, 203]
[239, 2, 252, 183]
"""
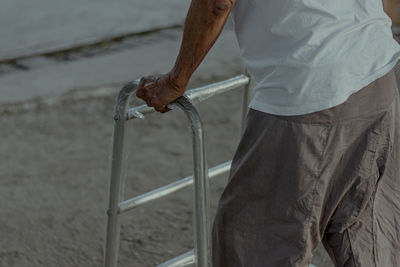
[174, 97, 211, 267]
[241, 69, 252, 135]
[104, 83, 137, 267]
[104, 119, 126, 267]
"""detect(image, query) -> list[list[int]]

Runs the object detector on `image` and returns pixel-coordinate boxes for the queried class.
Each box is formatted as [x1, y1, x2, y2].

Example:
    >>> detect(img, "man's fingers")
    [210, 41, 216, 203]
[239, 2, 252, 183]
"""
[137, 84, 156, 103]
[136, 74, 179, 113]
[150, 97, 168, 113]
[136, 87, 145, 100]
[136, 77, 147, 99]
[139, 75, 154, 86]
[160, 106, 172, 113]
[136, 76, 156, 99]
[154, 104, 170, 113]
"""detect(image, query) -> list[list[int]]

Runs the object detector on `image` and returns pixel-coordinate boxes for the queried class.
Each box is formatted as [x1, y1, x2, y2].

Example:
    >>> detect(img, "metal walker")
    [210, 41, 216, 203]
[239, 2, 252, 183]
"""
[104, 74, 252, 267]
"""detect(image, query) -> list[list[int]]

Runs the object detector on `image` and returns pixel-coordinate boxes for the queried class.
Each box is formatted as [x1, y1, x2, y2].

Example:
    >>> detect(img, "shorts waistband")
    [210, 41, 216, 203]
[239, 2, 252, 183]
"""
[263, 66, 399, 125]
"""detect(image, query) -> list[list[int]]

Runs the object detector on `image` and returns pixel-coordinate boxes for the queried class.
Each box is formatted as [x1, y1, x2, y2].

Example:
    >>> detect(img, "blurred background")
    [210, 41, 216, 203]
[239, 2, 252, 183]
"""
[0, 1, 399, 266]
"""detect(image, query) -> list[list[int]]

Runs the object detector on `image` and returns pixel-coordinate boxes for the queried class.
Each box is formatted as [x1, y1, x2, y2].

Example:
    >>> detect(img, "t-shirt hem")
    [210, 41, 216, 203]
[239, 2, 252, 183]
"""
[249, 59, 400, 116]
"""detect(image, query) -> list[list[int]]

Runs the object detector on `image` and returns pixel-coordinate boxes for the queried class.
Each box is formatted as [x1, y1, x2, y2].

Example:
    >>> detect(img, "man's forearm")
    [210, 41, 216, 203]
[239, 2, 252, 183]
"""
[169, 0, 235, 90]
[384, 0, 400, 24]
[135, 0, 235, 113]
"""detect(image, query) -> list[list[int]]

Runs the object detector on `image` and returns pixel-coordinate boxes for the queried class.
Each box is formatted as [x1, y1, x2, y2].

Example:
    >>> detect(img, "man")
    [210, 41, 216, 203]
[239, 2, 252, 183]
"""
[137, 0, 400, 266]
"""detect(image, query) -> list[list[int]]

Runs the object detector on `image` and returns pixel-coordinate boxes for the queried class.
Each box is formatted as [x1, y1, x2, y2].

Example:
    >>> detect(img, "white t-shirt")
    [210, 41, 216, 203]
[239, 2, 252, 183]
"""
[231, 0, 400, 115]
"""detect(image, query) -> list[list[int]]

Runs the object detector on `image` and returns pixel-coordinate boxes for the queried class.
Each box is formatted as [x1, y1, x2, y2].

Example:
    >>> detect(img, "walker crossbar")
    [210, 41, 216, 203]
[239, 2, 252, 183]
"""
[104, 74, 251, 267]
[156, 250, 195, 267]
[119, 161, 231, 214]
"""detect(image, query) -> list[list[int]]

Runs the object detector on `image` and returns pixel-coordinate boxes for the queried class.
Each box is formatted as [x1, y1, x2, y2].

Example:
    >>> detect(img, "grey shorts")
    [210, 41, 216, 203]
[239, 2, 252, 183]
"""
[212, 66, 400, 267]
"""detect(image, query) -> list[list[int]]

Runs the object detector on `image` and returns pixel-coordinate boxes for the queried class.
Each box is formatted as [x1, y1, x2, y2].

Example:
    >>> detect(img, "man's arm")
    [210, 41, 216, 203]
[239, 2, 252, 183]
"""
[384, 0, 400, 24]
[136, 0, 235, 113]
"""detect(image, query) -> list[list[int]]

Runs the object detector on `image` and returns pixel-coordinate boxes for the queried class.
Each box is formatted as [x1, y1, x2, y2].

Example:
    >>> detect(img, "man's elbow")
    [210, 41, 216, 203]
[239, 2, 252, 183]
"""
[212, 0, 235, 16]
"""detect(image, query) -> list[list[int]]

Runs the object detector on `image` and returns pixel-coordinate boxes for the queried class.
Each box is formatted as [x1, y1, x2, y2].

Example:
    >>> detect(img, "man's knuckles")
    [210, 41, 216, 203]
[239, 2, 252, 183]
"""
[150, 97, 164, 107]
[135, 88, 146, 99]
[153, 102, 166, 112]
[136, 74, 182, 113]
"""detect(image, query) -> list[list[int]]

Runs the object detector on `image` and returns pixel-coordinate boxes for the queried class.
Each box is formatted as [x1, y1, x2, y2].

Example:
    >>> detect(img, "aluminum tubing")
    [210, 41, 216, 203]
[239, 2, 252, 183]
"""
[174, 96, 211, 267]
[241, 69, 252, 135]
[118, 161, 231, 214]
[104, 81, 139, 267]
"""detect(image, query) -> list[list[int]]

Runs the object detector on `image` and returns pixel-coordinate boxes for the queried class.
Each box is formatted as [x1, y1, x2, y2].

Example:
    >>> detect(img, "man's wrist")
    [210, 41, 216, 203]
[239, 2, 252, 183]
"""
[168, 69, 189, 93]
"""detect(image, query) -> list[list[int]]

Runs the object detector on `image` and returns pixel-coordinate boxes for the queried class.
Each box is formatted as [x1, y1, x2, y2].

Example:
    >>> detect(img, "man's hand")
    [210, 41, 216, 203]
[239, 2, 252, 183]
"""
[136, 73, 185, 113]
